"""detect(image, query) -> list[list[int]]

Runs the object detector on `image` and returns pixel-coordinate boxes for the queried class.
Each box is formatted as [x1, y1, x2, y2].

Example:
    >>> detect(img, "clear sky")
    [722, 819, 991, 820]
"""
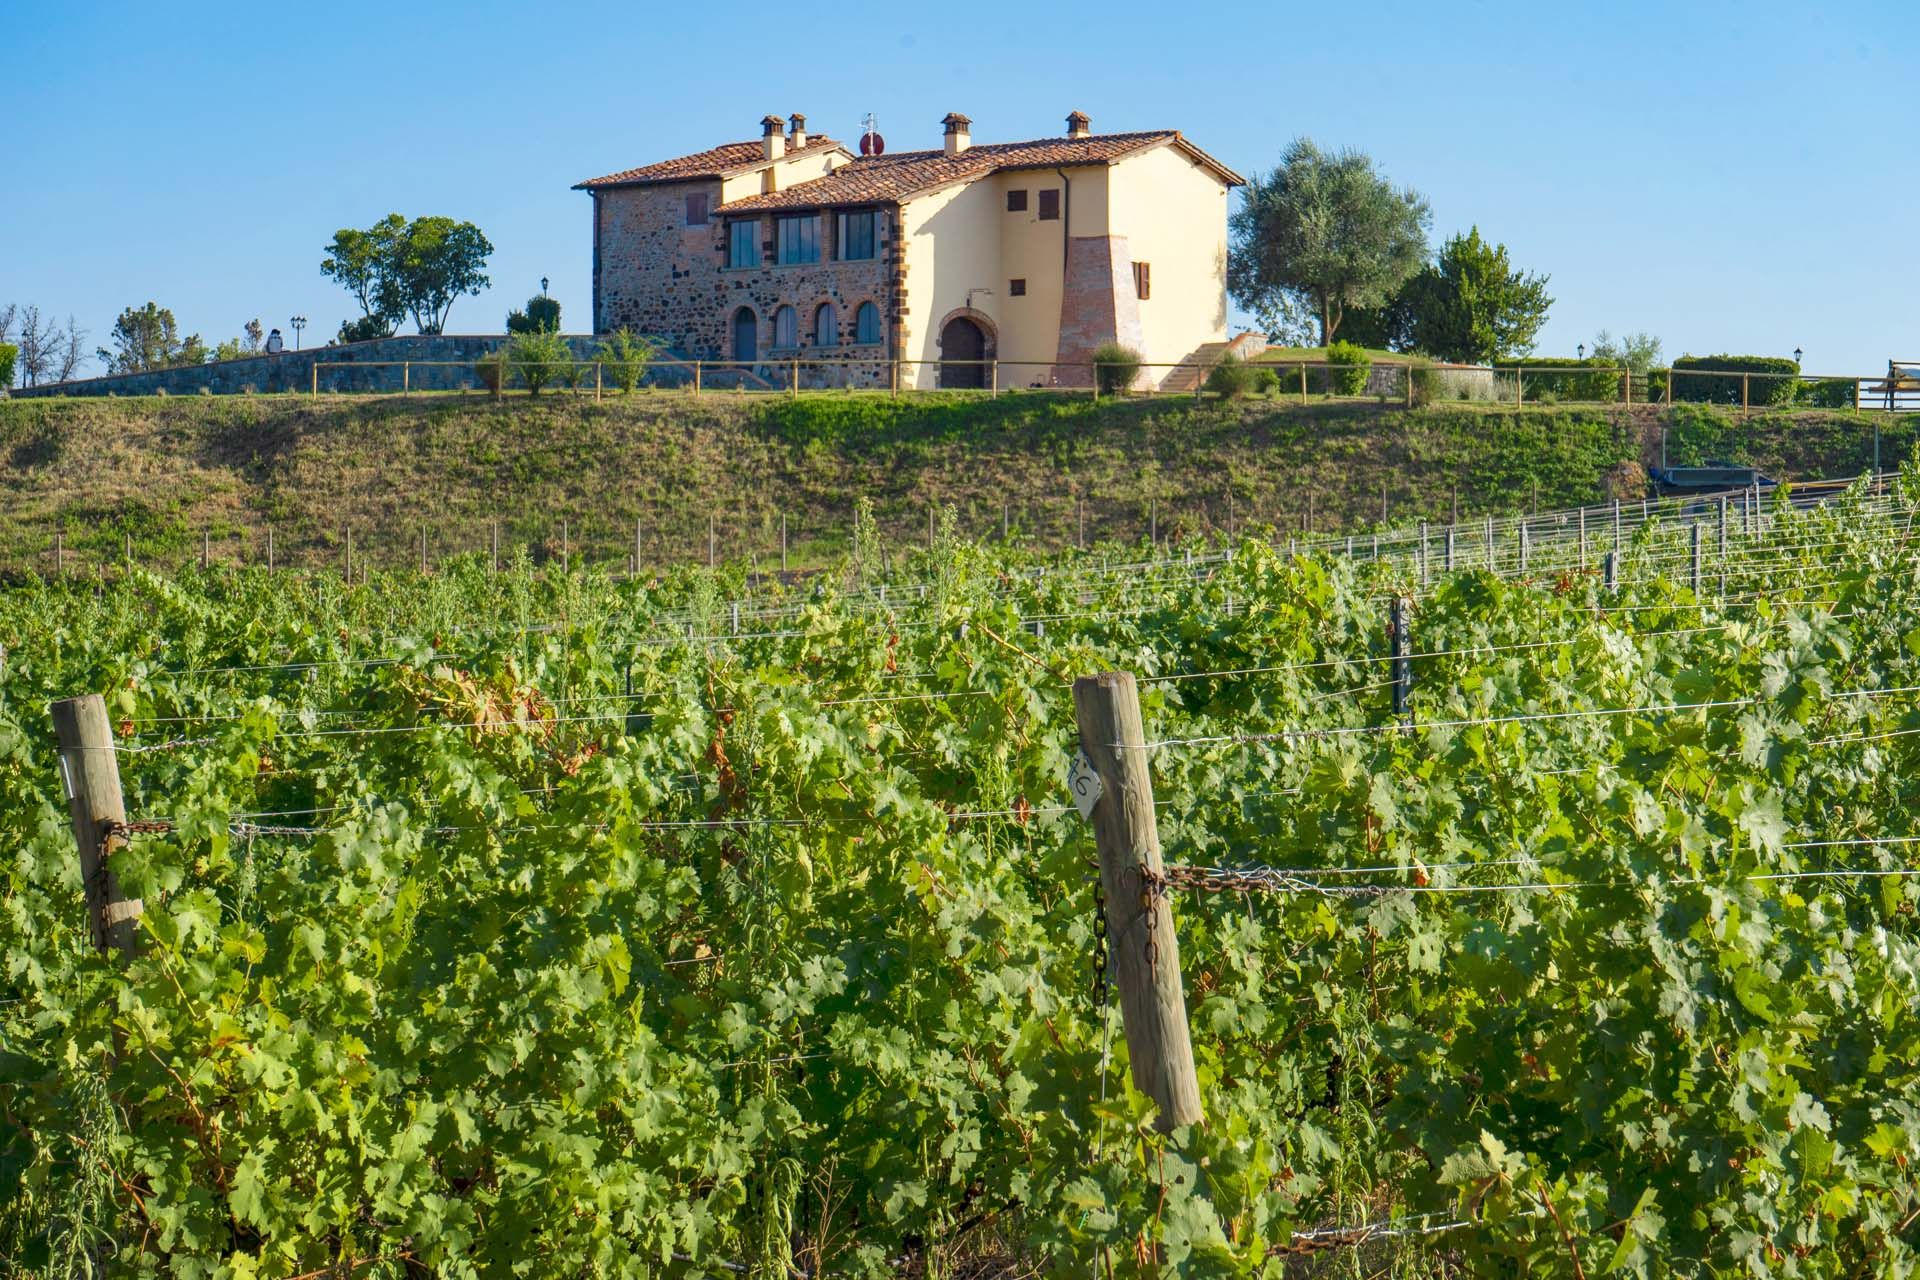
[3, 0, 1912, 376]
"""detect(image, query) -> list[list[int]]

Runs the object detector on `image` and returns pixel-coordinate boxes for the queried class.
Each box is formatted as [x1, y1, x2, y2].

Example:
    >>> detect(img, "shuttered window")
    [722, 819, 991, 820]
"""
[1037, 189, 1060, 220]
[814, 303, 838, 346]
[854, 302, 881, 345]
[777, 215, 821, 264]
[773, 305, 798, 348]
[1009, 278, 1027, 297]
[685, 192, 709, 226]
[727, 220, 758, 268]
[838, 210, 876, 260]
[1006, 189, 1028, 212]
[1132, 262, 1151, 300]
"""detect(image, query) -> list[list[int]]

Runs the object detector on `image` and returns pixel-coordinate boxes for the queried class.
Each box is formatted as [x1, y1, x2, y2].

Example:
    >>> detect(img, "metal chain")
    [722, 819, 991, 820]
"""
[1161, 863, 1391, 900]
[1135, 862, 1169, 974]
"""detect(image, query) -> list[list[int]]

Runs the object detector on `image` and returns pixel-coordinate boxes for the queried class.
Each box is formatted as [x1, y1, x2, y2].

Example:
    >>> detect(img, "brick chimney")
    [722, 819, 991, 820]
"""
[1066, 110, 1091, 139]
[789, 112, 808, 149]
[761, 114, 786, 161]
[942, 112, 972, 157]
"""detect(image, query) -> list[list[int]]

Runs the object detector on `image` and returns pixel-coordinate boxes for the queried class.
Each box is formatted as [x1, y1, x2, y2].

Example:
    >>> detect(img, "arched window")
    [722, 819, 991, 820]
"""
[813, 303, 838, 347]
[773, 305, 797, 349]
[854, 301, 881, 345]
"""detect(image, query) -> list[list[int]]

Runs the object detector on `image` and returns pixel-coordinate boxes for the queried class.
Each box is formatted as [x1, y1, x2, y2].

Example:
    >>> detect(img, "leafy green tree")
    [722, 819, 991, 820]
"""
[1403, 227, 1553, 364]
[505, 330, 573, 394]
[596, 327, 654, 392]
[321, 214, 407, 338]
[507, 295, 562, 335]
[1228, 138, 1430, 345]
[96, 302, 203, 373]
[0, 342, 16, 389]
[391, 216, 493, 335]
[1591, 329, 1663, 373]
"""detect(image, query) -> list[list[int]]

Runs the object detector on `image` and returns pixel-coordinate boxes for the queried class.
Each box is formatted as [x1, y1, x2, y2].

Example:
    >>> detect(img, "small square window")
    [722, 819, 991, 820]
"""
[685, 192, 708, 226]
[1009, 278, 1027, 297]
[1038, 189, 1060, 220]
[1006, 189, 1028, 212]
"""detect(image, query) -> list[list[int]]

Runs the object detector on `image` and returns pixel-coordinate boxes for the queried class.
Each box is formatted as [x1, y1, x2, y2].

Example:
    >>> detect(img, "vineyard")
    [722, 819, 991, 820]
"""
[5, 470, 1920, 1278]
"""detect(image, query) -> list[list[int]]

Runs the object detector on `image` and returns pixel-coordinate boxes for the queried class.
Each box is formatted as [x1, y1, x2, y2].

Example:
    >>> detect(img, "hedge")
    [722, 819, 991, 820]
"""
[1494, 357, 1625, 403]
[1670, 354, 1800, 407]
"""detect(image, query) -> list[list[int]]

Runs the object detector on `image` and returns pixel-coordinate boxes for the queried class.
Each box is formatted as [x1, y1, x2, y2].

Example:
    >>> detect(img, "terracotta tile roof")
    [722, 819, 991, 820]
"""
[573, 137, 847, 190]
[713, 131, 1243, 212]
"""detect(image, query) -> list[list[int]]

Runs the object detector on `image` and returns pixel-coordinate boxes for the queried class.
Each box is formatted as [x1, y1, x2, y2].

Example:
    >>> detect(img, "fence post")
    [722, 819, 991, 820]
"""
[403, 362, 410, 394]
[51, 695, 143, 955]
[1516, 368, 1524, 408]
[990, 359, 999, 399]
[596, 361, 603, 402]
[780, 512, 788, 574]
[312, 363, 318, 397]
[694, 361, 703, 398]
[1390, 597, 1412, 721]
[891, 359, 900, 399]
[791, 359, 799, 397]
[1071, 671, 1204, 1133]
[1299, 363, 1308, 405]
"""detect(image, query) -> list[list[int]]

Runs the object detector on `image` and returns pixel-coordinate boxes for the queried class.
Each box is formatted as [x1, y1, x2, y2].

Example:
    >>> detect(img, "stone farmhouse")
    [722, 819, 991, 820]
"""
[575, 111, 1243, 390]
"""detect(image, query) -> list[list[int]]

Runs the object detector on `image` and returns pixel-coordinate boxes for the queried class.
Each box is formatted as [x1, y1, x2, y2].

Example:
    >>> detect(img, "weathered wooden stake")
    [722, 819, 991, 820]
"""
[50, 695, 142, 955]
[1072, 672, 1203, 1133]
[1445, 526, 1456, 573]
[492, 520, 501, 574]
[345, 527, 353, 582]
[1390, 597, 1412, 720]
[1690, 522, 1702, 594]
[708, 514, 716, 568]
[266, 525, 274, 572]
[780, 513, 788, 573]
[1604, 550, 1618, 594]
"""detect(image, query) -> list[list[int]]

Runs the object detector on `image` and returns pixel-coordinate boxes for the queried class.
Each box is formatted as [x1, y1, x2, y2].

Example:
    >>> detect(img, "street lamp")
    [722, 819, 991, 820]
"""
[541, 277, 550, 298]
[290, 316, 307, 350]
[1577, 343, 1585, 360]
[1794, 347, 1803, 366]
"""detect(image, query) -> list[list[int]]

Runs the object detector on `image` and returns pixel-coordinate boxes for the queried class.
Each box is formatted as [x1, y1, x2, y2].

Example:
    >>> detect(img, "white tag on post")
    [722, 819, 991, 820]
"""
[1067, 749, 1104, 820]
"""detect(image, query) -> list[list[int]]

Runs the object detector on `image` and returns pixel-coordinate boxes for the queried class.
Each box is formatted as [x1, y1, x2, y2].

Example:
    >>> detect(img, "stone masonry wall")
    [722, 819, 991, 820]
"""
[595, 184, 907, 388]
[7, 335, 607, 398]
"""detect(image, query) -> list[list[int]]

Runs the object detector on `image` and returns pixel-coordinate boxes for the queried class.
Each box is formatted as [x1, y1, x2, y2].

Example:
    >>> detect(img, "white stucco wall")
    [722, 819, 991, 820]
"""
[1105, 143, 1232, 385]
[899, 179, 1003, 388]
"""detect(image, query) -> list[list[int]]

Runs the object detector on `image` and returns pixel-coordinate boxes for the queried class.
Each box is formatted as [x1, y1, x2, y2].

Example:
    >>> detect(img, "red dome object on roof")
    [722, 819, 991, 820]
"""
[860, 132, 886, 156]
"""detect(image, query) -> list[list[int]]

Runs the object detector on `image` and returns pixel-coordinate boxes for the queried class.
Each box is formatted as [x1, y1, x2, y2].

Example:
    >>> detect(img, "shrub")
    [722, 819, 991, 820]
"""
[1409, 358, 1439, 407]
[1497, 357, 1624, 403]
[475, 349, 505, 394]
[0, 343, 16, 390]
[1205, 353, 1259, 399]
[507, 295, 562, 335]
[1670, 354, 1800, 406]
[1254, 366, 1280, 395]
[506, 330, 573, 395]
[1091, 342, 1142, 395]
[1801, 377, 1856, 409]
[1325, 341, 1371, 396]
[597, 328, 654, 393]
[336, 315, 392, 344]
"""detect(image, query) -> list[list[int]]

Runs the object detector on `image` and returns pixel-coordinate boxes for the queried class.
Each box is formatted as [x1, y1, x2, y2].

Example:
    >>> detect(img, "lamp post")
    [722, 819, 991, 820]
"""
[290, 316, 307, 350]
[1793, 347, 1803, 366]
[1577, 343, 1585, 360]
[541, 277, 550, 298]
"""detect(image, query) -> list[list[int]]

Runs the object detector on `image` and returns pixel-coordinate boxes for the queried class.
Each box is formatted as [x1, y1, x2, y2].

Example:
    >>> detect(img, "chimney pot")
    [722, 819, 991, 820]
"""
[789, 112, 808, 148]
[1066, 110, 1091, 139]
[941, 111, 972, 157]
[761, 114, 786, 160]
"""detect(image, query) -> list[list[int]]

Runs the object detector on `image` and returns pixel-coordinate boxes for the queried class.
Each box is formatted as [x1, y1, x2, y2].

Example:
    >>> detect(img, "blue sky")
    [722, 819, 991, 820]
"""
[3, 0, 1912, 375]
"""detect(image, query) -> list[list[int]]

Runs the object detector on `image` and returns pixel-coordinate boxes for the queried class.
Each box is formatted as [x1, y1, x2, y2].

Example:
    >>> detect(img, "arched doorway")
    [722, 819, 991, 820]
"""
[732, 308, 757, 364]
[939, 316, 987, 389]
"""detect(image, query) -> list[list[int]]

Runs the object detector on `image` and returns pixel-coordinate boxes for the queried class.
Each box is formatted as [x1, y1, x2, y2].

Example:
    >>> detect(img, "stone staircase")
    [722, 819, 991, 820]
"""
[1157, 331, 1269, 393]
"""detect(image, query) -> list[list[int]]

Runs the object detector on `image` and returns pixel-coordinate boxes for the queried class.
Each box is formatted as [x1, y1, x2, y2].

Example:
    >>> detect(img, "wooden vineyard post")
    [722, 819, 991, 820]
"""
[1072, 672, 1203, 1133]
[1690, 522, 1702, 594]
[1390, 597, 1412, 720]
[50, 695, 142, 955]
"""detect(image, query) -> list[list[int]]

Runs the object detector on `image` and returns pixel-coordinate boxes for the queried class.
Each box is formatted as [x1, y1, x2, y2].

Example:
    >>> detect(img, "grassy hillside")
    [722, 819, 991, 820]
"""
[0, 391, 1903, 574]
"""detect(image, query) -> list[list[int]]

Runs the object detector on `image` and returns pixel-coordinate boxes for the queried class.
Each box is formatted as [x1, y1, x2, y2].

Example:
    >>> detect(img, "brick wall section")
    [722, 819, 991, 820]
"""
[1053, 235, 1144, 388]
[595, 184, 909, 387]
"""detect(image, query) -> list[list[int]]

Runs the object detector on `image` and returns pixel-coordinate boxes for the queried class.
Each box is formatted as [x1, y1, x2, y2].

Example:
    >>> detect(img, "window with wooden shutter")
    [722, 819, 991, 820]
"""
[1037, 189, 1060, 221]
[685, 192, 708, 226]
[1132, 261, 1151, 300]
[1006, 189, 1028, 212]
